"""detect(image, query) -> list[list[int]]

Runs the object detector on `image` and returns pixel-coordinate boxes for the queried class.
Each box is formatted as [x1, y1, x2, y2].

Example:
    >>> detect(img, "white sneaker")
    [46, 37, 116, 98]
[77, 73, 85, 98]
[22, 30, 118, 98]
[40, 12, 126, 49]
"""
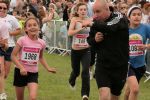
[89, 71, 93, 80]
[0, 93, 7, 100]
[82, 95, 88, 100]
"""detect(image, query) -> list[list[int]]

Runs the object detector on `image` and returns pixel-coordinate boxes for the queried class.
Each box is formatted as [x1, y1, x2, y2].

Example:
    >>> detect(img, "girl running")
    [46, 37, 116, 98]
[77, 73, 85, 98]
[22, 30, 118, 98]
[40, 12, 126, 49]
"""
[124, 5, 150, 100]
[11, 17, 56, 100]
[68, 2, 91, 100]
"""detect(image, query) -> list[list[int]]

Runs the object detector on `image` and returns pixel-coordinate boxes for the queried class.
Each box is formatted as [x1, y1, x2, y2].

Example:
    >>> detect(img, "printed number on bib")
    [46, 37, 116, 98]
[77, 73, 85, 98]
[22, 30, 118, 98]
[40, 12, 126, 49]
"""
[21, 47, 40, 66]
[129, 42, 144, 56]
[74, 34, 89, 47]
[23, 53, 38, 61]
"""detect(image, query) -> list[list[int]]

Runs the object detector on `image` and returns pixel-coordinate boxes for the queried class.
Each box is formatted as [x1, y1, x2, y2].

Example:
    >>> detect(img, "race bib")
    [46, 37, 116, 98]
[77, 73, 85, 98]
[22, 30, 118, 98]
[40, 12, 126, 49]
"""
[21, 47, 40, 66]
[129, 34, 144, 56]
[74, 34, 89, 47]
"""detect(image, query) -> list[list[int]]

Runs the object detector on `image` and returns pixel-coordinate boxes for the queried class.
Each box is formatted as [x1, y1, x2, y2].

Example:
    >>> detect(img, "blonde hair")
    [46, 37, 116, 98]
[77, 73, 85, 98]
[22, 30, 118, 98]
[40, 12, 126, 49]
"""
[49, 3, 57, 10]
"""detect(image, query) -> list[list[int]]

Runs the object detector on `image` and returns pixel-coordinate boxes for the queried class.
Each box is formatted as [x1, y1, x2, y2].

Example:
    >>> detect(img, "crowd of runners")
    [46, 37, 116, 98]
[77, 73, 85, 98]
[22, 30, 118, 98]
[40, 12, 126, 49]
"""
[0, 0, 150, 100]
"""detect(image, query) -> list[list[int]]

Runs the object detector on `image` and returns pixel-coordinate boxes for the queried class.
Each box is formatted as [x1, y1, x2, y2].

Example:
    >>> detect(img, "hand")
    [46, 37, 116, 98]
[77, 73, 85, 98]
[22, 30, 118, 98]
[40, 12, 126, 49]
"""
[0, 37, 4, 46]
[0, 38, 8, 51]
[79, 19, 93, 27]
[95, 32, 104, 42]
[137, 44, 147, 50]
[47, 67, 56, 73]
[20, 67, 27, 76]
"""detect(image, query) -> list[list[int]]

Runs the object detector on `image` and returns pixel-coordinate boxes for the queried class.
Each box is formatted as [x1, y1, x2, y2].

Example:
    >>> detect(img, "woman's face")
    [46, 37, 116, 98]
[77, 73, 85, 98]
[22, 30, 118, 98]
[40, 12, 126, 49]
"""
[0, 3, 8, 17]
[129, 9, 142, 26]
[49, 6, 55, 13]
[77, 5, 87, 18]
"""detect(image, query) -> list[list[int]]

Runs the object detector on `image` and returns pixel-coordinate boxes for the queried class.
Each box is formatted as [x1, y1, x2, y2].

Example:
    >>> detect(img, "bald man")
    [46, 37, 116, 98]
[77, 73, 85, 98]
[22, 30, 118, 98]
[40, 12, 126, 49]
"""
[82, 0, 129, 100]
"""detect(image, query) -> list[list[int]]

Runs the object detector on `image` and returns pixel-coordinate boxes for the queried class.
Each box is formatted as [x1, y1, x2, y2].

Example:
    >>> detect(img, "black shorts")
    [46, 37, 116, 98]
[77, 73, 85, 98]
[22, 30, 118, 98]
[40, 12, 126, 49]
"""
[95, 63, 128, 96]
[13, 68, 38, 87]
[128, 65, 146, 83]
[0, 47, 14, 61]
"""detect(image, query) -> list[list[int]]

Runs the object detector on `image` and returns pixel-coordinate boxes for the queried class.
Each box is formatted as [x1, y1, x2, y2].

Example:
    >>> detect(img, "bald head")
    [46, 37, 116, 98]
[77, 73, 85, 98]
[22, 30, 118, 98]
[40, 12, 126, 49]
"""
[94, 0, 109, 9]
[93, 0, 111, 21]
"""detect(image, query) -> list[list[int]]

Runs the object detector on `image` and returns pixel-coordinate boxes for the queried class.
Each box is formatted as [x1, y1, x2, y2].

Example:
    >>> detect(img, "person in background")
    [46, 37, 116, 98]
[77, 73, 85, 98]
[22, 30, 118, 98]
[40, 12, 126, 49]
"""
[126, 0, 139, 7]
[141, 2, 150, 24]
[117, 1, 128, 15]
[42, 3, 60, 24]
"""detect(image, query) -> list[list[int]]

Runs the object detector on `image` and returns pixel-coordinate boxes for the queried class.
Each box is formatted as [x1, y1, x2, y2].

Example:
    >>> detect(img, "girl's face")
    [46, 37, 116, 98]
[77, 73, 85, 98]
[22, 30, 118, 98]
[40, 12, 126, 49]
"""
[0, 3, 8, 17]
[25, 19, 39, 36]
[129, 9, 142, 26]
[77, 5, 87, 18]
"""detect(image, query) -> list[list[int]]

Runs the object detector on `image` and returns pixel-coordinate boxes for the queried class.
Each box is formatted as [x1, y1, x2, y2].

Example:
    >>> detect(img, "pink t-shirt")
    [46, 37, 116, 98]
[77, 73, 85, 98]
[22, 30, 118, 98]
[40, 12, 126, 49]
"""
[17, 35, 46, 73]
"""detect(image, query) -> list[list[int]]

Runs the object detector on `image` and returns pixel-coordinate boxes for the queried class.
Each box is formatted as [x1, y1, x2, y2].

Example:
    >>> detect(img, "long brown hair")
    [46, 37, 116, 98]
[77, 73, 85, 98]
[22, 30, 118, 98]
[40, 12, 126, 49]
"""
[74, 2, 87, 17]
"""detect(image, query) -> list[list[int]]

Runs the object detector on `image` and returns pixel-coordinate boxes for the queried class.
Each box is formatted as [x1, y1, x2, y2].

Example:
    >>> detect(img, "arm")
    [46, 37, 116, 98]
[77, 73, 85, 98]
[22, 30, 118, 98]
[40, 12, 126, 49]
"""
[42, 13, 53, 24]
[87, 27, 97, 46]
[39, 49, 56, 73]
[83, 14, 128, 34]
[68, 17, 86, 36]
[9, 28, 21, 36]
[0, 38, 8, 50]
[11, 43, 27, 75]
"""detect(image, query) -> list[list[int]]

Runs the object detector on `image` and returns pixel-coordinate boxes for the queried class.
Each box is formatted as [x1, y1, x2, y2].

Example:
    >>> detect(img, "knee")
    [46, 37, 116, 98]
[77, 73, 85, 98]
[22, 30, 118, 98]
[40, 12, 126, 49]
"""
[125, 88, 130, 95]
[100, 93, 110, 100]
[130, 86, 139, 95]
[99, 89, 110, 100]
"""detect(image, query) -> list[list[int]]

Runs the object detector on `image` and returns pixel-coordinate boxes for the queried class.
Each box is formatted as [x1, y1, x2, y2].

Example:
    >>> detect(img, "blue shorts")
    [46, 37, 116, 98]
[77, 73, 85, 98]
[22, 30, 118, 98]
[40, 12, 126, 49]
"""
[13, 68, 38, 87]
[0, 47, 14, 61]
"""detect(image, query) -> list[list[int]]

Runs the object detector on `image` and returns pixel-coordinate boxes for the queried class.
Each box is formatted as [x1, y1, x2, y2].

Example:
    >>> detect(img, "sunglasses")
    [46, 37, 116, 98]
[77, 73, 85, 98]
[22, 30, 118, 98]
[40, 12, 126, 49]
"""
[0, 6, 7, 10]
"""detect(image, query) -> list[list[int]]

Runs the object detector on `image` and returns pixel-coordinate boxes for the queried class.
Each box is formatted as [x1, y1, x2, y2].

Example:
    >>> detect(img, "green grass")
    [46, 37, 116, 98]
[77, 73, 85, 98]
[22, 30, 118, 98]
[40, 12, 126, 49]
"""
[5, 53, 150, 100]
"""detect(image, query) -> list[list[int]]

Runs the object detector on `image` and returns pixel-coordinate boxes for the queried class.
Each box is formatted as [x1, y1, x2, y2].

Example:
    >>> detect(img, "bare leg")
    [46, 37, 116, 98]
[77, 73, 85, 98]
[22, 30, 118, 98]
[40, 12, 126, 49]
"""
[15, 86, 25, 100]
[111, 94, 119, 100]
[4, 61, 12, 79]
[0, 57, 5, 93]
[27, 83, 38, 100]
[124, 83, 130, 100]
[126, 76, 139, 100]
[99, 87, 110, 100]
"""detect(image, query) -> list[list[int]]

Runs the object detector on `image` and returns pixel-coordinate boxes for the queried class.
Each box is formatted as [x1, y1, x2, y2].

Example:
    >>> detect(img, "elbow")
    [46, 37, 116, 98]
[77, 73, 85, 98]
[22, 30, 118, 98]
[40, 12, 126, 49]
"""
[67, 31, 73, 36]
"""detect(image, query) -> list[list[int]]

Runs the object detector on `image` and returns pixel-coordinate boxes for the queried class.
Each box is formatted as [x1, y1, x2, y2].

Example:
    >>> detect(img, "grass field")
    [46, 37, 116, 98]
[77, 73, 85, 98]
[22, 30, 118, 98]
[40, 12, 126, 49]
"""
[5, 53, 150, 100]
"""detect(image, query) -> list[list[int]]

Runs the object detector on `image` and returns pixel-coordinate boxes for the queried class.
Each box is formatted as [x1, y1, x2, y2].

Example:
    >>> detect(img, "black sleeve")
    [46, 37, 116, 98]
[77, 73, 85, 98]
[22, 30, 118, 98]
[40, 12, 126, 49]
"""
[91, 16, 128, 34]
[87, 27, 97, 46]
